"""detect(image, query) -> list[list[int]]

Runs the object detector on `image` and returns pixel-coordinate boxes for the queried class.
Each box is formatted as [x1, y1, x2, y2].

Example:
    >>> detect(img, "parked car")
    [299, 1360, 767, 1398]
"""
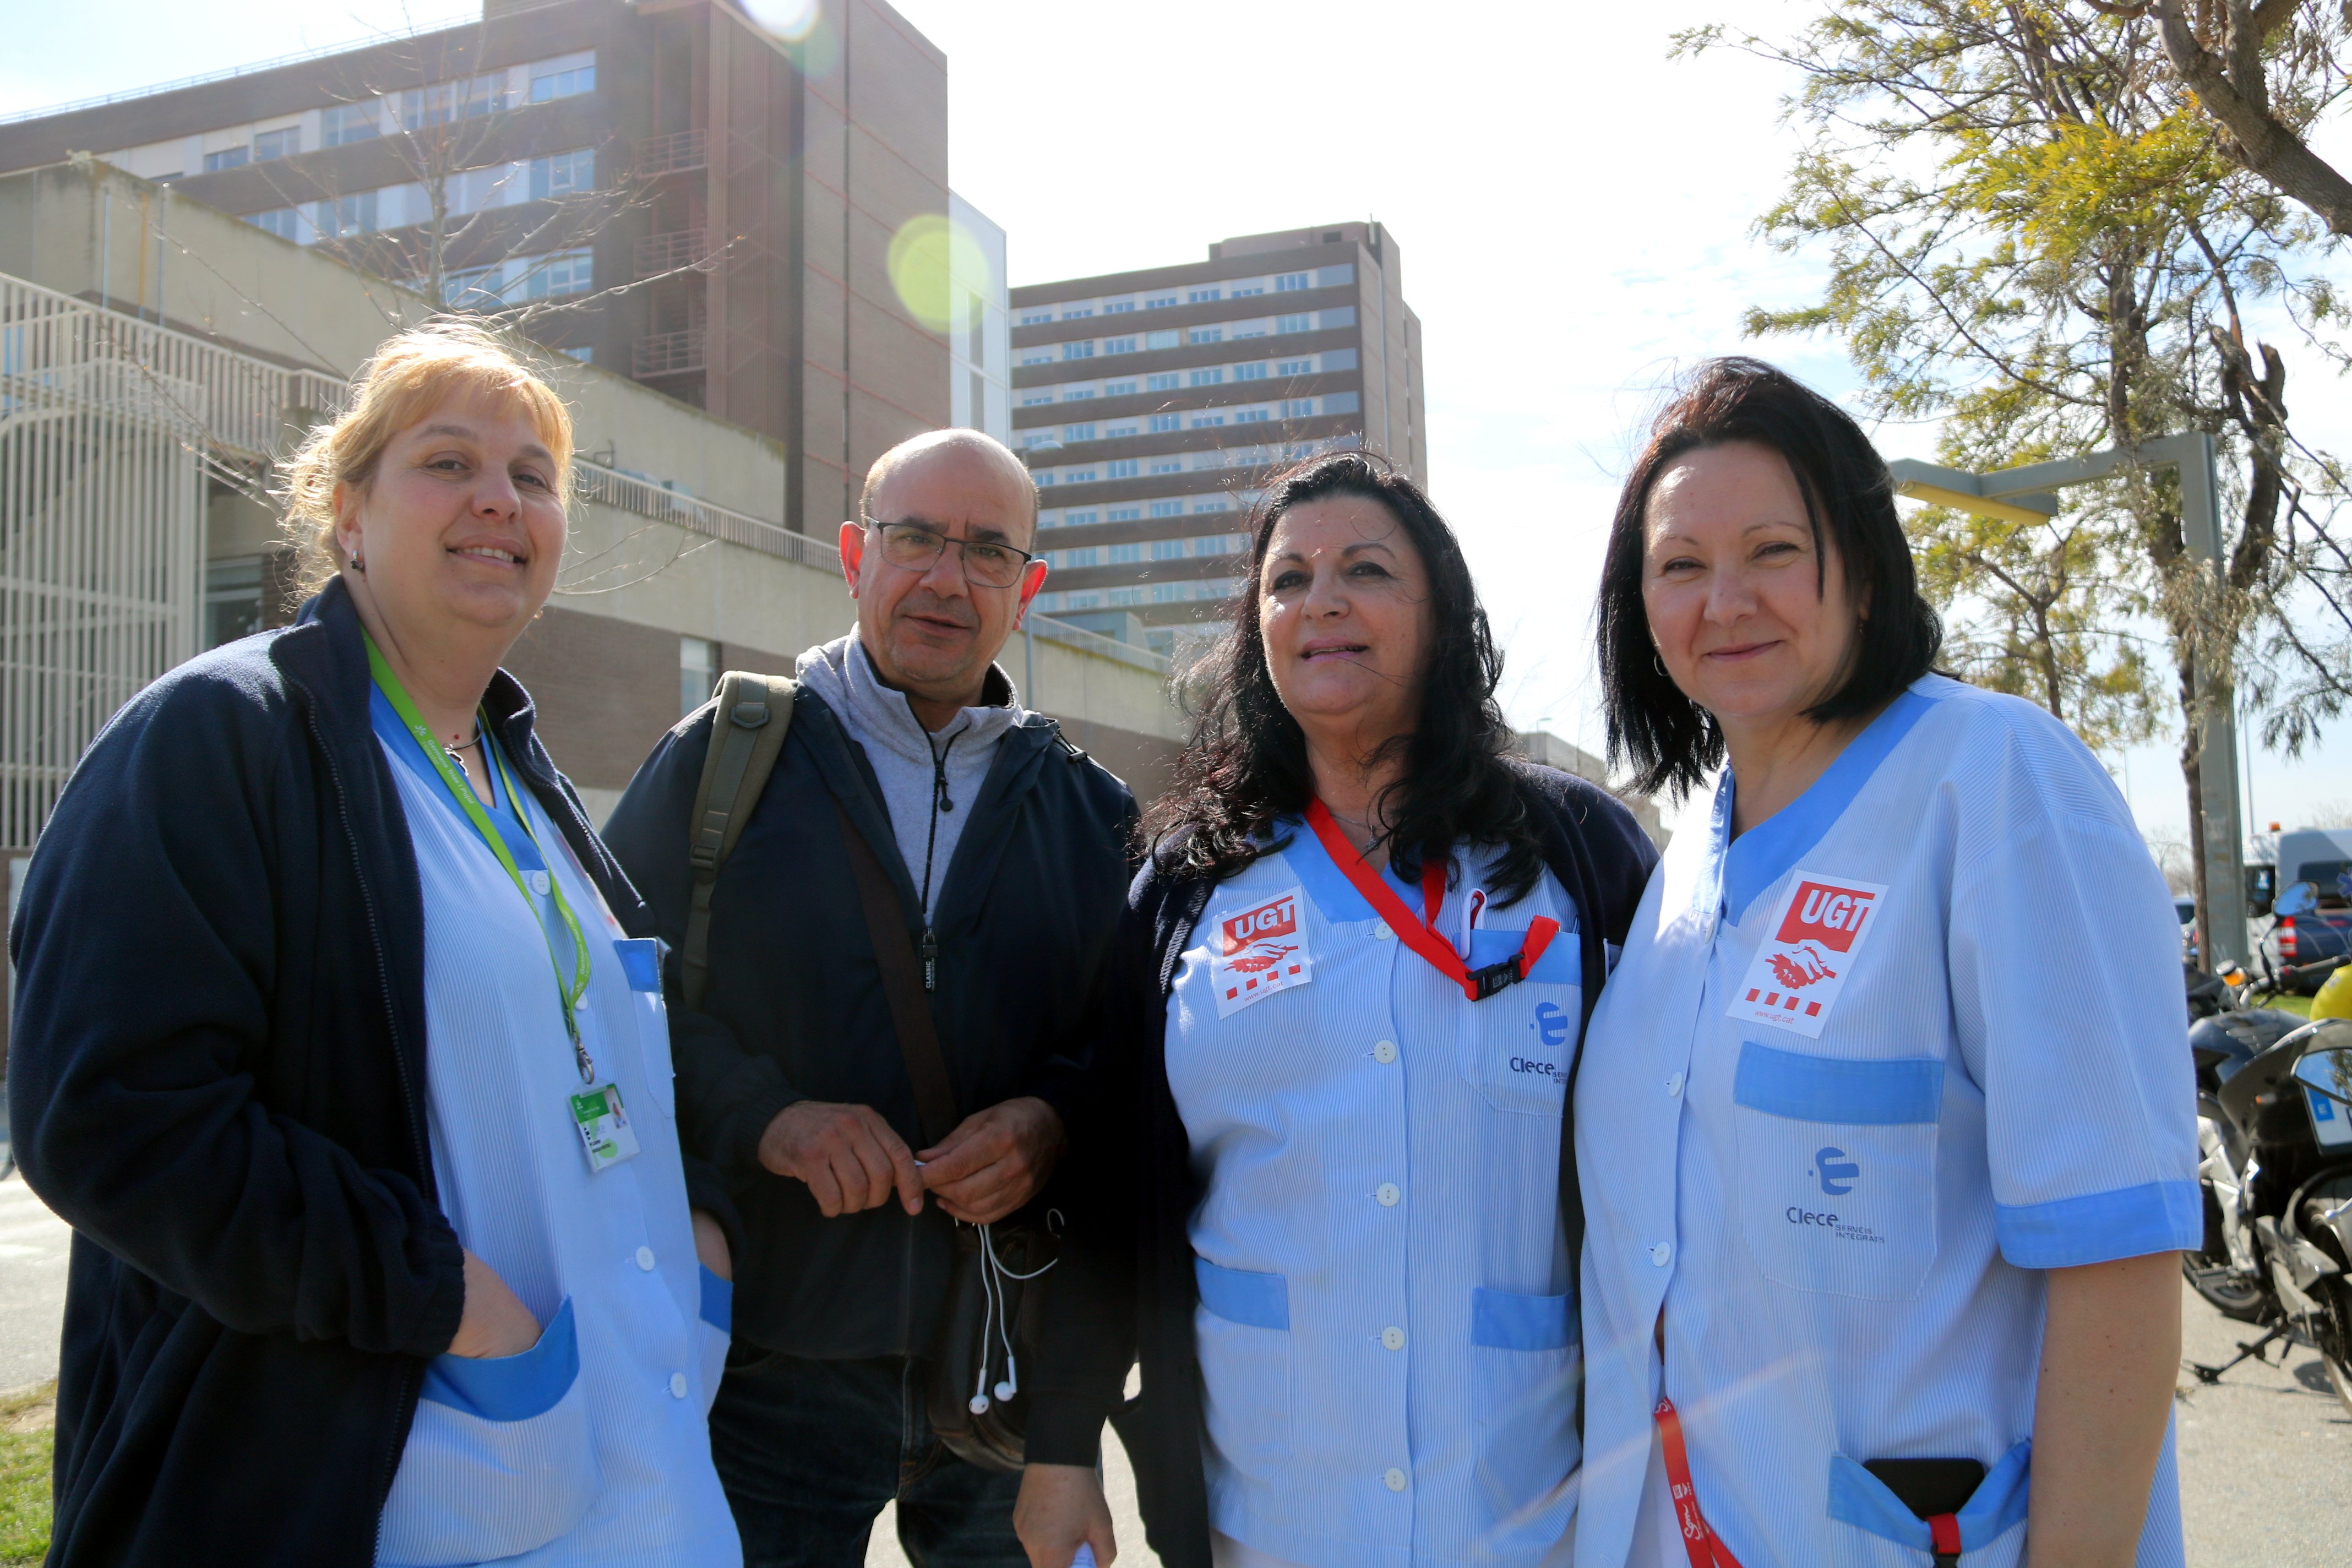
[2257, 829, 2352, 993]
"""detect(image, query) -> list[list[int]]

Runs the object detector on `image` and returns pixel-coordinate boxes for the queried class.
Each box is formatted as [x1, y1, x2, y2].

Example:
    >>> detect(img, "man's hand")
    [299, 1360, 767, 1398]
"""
[1015, 1461, 1116, 1568]
[690, 1209, 732, 1281]
[449, 1249, 541, 1359]
[758, 1100, 925, 1217]
[917, 1097, 1065, 1224]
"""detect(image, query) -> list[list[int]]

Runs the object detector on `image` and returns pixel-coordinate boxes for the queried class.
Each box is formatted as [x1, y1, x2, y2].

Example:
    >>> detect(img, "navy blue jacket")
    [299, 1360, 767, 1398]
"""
[1021, 766, 1659, 1568]
[602, 677, 1139, 1358]
[6, 578, 710, 1568]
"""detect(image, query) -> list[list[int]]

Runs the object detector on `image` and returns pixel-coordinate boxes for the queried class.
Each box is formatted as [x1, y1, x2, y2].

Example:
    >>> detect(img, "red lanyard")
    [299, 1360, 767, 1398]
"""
[1303, 801, 1560, 1002]
[1656, 1396, 1746, 1568]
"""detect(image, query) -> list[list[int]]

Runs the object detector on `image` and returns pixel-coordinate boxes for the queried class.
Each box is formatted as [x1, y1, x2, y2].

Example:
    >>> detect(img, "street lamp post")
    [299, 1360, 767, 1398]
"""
[1887, 433, 2250, 965]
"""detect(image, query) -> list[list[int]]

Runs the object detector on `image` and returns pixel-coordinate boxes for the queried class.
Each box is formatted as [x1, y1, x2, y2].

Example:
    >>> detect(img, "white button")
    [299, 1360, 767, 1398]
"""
[1380, 1326, 1406, 1351]
[1376, 1183, 1401, 1207]
[1374, 922, 1393, 941]
[1383, 1467, 1408, 1493]
[1650, 1242, 1673, 1267]
[1374, 1040, 1398, 1064]
[668, 1372, 689, 1399]
[529, 870, 552, 896]
[635, 1246, 656, 1271]
[1665, 1072, 1684, 1097]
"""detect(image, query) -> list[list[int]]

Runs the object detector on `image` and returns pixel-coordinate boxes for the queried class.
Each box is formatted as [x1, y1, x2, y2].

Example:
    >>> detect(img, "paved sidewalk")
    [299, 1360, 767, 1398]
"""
[2176, 1278, 2352, 1567]
[0, 1171, 70, 1393]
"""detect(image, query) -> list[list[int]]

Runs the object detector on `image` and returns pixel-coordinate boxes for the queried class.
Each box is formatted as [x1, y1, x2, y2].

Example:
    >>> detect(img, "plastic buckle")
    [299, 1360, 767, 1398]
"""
[1468, 957, 1523, 1000]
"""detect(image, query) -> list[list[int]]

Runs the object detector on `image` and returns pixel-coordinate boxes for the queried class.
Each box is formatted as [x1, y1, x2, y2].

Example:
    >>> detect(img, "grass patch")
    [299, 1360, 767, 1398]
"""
[0, 1381, 54, 1567]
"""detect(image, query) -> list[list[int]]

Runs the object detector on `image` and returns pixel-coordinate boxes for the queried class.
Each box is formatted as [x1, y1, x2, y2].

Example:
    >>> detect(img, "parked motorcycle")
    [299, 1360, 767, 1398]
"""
[2181, 881, 2352, 1412]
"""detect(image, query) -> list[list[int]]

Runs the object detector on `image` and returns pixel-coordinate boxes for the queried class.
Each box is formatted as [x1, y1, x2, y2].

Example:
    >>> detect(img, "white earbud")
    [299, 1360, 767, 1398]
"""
[968, 1393, 991, 1414]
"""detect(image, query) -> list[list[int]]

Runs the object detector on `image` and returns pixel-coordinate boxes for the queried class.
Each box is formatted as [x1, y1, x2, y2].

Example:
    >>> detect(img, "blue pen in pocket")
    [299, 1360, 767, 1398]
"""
[1070, 1548, 1096, 1568]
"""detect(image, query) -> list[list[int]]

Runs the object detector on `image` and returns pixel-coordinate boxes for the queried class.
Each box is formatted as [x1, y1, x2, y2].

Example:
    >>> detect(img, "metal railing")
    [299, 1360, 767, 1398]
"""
[570, 462, 840, 573]
[632, 328, 705, 376]
[636, 129, 709, 176]
[1026, 616, 1172, 675]
[633, 229, 711, 278]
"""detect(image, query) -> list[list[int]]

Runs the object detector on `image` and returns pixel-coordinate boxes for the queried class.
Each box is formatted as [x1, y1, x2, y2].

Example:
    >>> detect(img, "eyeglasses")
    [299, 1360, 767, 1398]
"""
[864, 518, 1036, 589]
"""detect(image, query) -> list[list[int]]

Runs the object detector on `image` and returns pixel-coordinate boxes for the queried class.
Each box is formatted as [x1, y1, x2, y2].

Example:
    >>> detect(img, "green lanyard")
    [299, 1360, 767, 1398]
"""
[365, 633, 598, 1082]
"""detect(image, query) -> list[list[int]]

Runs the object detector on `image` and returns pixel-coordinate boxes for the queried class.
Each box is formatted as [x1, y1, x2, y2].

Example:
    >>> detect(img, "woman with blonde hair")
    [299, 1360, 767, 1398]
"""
[9, 320, 741, 1567]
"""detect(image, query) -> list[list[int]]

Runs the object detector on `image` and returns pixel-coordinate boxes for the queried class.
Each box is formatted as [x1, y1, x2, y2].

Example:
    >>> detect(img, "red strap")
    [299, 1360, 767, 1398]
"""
[1304, 800, 1557, 1002]
[1656, 1397, 1745, 1568]
[1928, 1513, 1962, 1557]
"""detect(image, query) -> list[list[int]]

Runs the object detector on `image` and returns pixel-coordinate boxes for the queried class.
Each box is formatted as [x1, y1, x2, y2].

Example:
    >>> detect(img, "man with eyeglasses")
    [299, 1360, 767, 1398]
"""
[603, 429, 1137, 1566]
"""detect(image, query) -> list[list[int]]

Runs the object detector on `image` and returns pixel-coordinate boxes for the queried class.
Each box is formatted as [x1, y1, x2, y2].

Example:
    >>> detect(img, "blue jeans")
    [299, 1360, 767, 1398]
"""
[710, 1352, 1027, 1568]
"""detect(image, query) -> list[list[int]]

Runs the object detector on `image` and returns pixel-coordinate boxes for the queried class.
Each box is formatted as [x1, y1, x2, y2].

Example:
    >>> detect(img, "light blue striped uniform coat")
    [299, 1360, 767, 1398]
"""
[1169, 822, 1585, 1568]
[370, 692, 739, 1568]
[1575, 676, 2198, 1568]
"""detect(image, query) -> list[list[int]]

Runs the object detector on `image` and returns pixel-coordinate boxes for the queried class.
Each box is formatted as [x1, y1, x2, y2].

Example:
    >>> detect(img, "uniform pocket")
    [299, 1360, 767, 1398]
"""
[613, 939, 677, 1120]
[697, 1266, 732, 1414]
[1458, 929, 1580, 1116]
[1734, 1042, 1942, 1300]
[378, 1299, 597, 1567]
[1193, 1257, 1291, 1472]
[1470, 1288, 1581, 1525]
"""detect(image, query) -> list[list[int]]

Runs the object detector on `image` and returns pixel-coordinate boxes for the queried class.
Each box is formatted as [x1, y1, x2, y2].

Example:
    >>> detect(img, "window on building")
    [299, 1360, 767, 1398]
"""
[1037, 473, 1056, 486]
[1102, 337, 1137, 356]
[203, 146, 249, 172]
[1151, 538, 1186, 560]
[1021, 394, 1053, 406]
[1193, 497, 1228, 511]
[1324, 391, 1362, 413]
[1108, 505, 1141, 520]
[530, 148, 595, 199]
[1107, 459, 1138, 478]
[1063, 390, 1094, 401]
[1235, 409, 1270, 423]
[1232, 285, 1265, 297]
[1188, 327, 1223, 345]
[530, 61, 597, 102]
[203, 554, 266, 649]
[1110, 542, 1142, 564]
[1063, 307, 1094, 319]
[1316, 264, 1355, 287]
[1147, 415, 1180, 433]
[1067, 469, 1097, 483]
[562, 345, 593, 363]
[1146, 373, 1180, 392]
[1235, 363, 1267, 381]
[245, 207, 303, 241]
[1233, 325, 1266, 339]
[1189, 368, 1224, 386]
[1280, 399, 1317, 418]
[1323, 347, 1360, 371]
[1276, 313, 1313, 334]
[1105, 300, 1135, 313]
[443, 266, 504, 307]
[462, 73, 510, 117]
[1149, 500, 1184, 517]
[1277, 358, 1314, 375]
[316, 191, 378, 238]
[1145, 295, 1177, 308]
[1065, 423, 1096, 442]
[1148, 459, 1183, 473]
[1020, 312, 1053, 326]
[1058, 547, 1101, 568]
[253, 127, 300, 161]
[680, 636, 718, 714]
[1020, 351, 1053, 366]
[1104, 383, 1137, 398]
[1107, 422, 1139, 437]
[1187, 288, 1222, 304]
[1062, 341, 1095, 360]
[1145, 329, 1179, 351]
[402, 83, 459, 129]
[519, 249, 594, 299]
[1190, 413, 1227, 428]
[1275, 272, 1311, 292]
[1065, 511, 1098, 525]
[321, 101, 381, 146]
[1319, 306, 1357, 329]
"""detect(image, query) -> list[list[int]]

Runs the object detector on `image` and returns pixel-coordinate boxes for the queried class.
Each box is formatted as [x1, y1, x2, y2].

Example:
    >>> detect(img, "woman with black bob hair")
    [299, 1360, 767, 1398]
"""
[1573, 359, 2195, 1568]
[1012, 450, 1657, 1568]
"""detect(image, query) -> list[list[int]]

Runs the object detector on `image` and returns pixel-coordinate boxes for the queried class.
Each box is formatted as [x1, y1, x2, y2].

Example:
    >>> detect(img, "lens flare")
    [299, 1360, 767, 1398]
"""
[743, 0, 821, 41]
[888, 214, 991, 334]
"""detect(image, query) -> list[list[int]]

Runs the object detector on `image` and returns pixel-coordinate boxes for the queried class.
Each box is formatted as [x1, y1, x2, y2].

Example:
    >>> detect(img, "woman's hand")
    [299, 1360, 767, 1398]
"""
[691, 1208, 732, 1282]
[448, 1249, 540, 1359]
[1014, 1462, 1116, 1567]
[2024, 1250, 2180, 1566]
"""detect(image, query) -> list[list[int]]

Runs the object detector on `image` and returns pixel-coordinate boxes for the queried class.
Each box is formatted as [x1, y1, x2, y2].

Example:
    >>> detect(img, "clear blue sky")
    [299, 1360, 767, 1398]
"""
[7, 0, 2347, 843]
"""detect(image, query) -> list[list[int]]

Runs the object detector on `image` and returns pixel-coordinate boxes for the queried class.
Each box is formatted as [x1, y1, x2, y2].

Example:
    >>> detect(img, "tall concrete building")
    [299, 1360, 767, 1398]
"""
[1010, 221, 1425, 650]
[0, 0, 967, 533]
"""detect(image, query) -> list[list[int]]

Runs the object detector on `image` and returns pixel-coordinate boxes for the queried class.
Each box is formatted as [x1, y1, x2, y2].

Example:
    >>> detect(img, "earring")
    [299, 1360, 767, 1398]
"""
[1653, 652, 1667, 678]
[350, 553, 366, 574]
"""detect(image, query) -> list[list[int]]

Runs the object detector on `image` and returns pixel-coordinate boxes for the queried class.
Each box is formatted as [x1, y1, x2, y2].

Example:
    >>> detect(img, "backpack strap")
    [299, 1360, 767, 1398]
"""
[682, 672, 796, 1010]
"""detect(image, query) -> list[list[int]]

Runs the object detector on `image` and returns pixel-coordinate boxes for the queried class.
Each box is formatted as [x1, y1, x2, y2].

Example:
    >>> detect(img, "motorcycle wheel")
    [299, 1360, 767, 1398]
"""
[2181, 1254, 2268, 1321]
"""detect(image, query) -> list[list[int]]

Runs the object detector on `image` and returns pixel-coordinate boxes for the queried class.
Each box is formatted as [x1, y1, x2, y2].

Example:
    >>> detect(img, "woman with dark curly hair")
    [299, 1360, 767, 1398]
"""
[1011, 451, 1658, 1568]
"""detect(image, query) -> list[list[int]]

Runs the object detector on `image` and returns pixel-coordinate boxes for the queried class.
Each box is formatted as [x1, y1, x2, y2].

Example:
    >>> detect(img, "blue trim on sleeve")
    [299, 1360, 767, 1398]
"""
[1734, 1042, 1945, 1125]
[1995, 1180, 2204, 1268]
[614, 938, 665, 993]
[1471, 1287, 1575, 1351]
[698, 1266, 733, 1333]
[1194, 1256, 1289, 1331]
[1827, 1441, 2030, 1552]
[1722, 687, 1937, 922]
[421, 1297, 578, 1422]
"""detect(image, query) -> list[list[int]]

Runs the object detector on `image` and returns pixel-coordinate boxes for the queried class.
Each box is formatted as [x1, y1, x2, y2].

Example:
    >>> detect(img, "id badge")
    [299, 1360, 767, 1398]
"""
[569, 1082, 641, 1173]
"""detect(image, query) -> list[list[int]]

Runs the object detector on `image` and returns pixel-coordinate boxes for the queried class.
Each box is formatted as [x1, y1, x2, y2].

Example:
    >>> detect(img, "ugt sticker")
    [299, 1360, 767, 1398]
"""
[1210, 886, 1313, 1018]
[1728, 874, 1888, 1038]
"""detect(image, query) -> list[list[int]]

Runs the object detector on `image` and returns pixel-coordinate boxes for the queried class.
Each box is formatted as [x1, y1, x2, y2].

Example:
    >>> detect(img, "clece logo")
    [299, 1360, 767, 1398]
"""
[1222, 894, 1299, 955]
[1534, 1001, 1571, 1049]
[1728, 872, 1890, 1040]
[1813, 1146, 1860, 1196]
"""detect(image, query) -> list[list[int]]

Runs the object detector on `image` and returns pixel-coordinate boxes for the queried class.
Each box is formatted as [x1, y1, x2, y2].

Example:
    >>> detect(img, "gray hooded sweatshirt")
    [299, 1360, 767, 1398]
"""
[794, 631, 1025, 918]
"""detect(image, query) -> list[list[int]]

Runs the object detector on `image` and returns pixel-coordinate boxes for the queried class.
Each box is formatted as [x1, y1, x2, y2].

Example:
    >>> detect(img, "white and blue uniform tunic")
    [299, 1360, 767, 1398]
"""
[1168, 821, 1585, 1568]
[1574, 676, 2198, 1568]
[370, 690, 740, 1568]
